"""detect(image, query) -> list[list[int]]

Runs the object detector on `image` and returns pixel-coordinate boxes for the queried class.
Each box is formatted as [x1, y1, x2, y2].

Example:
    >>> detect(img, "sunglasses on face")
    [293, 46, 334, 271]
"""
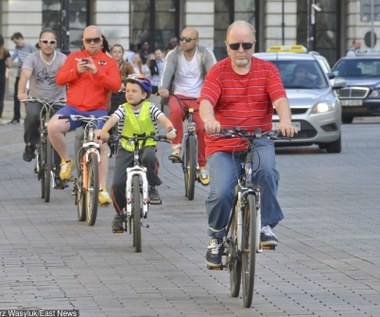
[40, 40, 57, 45]
[84, 37, 102, 44]
[179, 37, 196, 43]
[228, 42, 255, 50]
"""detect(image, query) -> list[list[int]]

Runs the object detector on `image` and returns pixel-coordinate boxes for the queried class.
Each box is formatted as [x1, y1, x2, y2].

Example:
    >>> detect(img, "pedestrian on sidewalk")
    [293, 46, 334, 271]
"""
[10, 32, 37, 123]
[0, 34, 12, 124]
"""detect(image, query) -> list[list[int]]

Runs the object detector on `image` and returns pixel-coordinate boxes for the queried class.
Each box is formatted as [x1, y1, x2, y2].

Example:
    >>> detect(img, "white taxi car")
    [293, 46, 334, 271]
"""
[255, 45, 344, 153]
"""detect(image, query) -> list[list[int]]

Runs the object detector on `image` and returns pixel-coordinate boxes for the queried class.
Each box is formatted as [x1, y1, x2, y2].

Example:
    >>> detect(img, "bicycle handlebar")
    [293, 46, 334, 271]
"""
[21, 97, 67, 106]
[111, 133, 169, 143]
[216, 128, 291, 141]
[163, 94, 199, 113]
[58, 114, 109, 123]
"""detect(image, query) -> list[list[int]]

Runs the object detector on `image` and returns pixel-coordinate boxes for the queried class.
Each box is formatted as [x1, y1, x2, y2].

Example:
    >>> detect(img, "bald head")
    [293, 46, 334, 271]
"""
[226, 20, 255, 41]
[82, 25, 103, 55]
[83, 25, 102, 38]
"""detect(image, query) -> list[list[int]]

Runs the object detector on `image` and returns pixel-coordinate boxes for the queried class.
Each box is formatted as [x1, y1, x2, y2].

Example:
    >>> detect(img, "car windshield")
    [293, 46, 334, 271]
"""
[332, 58, 380, 78]
[270, 60, 329, 89]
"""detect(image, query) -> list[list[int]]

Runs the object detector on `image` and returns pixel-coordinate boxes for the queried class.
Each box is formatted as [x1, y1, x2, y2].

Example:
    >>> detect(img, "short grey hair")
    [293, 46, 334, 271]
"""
[226, 20, 256, 40]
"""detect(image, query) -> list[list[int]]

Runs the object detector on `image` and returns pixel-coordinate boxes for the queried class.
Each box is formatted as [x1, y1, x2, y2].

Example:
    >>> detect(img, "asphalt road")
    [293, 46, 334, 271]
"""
[0, 100, 379, 317]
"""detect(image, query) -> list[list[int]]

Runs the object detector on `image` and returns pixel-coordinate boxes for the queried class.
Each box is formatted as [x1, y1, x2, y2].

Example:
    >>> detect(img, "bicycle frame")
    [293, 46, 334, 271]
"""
[169, 95, 200, 200]
[211, 128, 285, 308]
[121, 133, 167, 217]
[80, 132, 101, 192]
[181, 108, 199, 173]
[60, 114, 108, 226]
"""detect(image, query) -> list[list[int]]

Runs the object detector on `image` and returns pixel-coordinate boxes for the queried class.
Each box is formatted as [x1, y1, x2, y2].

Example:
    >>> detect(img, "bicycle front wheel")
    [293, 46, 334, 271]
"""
[75, 152, 86, 222]
[241, 193, 258, 308]
[85, 152, 99, 226]
[43, 138, 53, 203]
[38, 144, 45, 199]
[184, 134, 196, 200]
[228, 196, 242, 297]
[131, 175, 142, 252]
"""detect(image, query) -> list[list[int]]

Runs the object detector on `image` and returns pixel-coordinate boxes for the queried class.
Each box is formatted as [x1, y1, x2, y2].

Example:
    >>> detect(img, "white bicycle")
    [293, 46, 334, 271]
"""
[112, 133, 169, 252]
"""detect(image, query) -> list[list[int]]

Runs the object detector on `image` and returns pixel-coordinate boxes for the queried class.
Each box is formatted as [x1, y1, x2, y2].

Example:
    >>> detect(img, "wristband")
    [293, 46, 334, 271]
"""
[169, 128, 177, 135]
[101, 129, 108, 133]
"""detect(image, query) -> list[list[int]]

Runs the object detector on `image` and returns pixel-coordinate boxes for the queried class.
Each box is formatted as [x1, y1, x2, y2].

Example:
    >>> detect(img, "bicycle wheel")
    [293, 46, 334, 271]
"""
[131, 175, 142, 252]
[74, 152, 86, 221]
[85, 152, 99, 226]
[228, 197, 242, 297]
[184, 134, 196, 200]
[38, 145, 45, 199]
[43, 138, 53, 203]
[241, 193, 258, 308]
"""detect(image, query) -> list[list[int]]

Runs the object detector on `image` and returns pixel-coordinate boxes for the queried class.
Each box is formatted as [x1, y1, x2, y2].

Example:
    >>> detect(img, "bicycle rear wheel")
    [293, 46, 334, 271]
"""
[228, 196, 242, 297]
[241, 193, 258, 308]
[131, 175, 142, 252]
[43, 138, 53, 203]
[184, 134, 196, 200]
[85, 152, 99, 226]
[38, 145, 45, 199]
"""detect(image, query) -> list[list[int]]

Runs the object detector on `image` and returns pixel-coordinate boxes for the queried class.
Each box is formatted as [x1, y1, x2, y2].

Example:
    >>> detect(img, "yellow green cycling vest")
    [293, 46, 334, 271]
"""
[121, 101, 157, 152]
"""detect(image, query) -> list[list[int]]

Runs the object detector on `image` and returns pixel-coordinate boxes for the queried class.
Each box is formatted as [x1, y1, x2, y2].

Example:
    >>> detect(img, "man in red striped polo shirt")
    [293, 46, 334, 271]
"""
[199, 20, 297, 268]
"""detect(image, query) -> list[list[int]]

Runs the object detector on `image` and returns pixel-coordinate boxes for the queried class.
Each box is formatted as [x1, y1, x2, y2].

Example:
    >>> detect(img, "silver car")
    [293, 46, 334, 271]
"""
[254, 51, 344, 153]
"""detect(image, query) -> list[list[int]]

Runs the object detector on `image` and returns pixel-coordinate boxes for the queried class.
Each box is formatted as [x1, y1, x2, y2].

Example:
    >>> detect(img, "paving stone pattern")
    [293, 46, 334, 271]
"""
[0, 100, 379, 317]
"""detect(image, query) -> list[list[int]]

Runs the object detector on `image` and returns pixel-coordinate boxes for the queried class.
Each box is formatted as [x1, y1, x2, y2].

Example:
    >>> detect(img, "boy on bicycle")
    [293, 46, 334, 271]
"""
[99, 75, 177, 232]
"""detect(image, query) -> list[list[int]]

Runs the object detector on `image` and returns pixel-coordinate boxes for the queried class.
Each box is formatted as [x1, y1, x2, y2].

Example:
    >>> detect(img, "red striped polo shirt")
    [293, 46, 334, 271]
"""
[198, 56, 287, 156]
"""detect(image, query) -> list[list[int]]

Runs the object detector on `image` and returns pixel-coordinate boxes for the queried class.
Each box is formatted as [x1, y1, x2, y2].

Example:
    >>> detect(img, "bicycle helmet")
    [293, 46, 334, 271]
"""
[125, 74, 152, 98]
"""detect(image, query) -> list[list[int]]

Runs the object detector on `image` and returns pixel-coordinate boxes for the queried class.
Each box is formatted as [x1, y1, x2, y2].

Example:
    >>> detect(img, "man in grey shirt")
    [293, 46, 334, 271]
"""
[11, 32, 37, 123]
[18, 28, 66, 186]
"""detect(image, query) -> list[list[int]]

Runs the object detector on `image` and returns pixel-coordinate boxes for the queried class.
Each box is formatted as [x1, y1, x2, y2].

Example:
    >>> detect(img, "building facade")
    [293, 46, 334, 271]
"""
[1, 0, 379, 66]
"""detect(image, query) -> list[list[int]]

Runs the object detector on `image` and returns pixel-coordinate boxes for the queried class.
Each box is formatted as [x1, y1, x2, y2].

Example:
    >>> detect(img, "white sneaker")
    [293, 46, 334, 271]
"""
[260, 225, 278, 246]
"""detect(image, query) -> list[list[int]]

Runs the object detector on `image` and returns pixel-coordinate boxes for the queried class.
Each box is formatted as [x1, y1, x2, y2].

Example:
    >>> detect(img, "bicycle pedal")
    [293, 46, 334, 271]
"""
[112, 228, 126, 234]
[149, 199, 162, 205]
[207, 264, 224, 271]
[261, 244, 276, 250]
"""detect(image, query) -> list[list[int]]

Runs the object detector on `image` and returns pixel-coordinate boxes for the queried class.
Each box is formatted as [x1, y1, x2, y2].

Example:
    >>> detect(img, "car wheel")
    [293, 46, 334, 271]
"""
[325, 135, 341, 153]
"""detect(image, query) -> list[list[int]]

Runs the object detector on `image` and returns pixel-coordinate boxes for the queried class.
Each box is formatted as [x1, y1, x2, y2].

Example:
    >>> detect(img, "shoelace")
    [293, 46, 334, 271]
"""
[208, 238, 221, 254]
[200, 169, 208, 179]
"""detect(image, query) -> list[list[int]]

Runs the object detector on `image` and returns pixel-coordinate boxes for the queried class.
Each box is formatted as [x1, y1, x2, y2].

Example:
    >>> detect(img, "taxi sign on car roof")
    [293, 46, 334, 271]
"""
[354, 49, 380, 57]
[267, 45, 307, 53]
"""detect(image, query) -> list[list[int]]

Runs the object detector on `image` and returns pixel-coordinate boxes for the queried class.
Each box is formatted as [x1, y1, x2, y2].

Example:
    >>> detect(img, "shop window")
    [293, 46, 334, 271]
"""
[42, 0, 90, 52]
[130, 0, 179, 52]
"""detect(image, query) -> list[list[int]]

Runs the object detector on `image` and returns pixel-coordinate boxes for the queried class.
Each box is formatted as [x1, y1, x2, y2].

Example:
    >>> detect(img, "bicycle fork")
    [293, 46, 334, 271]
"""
[238, 188, 263, 254]
[125, 167, 149, 218]
[81, 146, 101, 191]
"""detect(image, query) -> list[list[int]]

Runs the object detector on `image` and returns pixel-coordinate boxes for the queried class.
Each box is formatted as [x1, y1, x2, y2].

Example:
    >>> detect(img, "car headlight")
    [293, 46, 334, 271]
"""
[311, 102, 336, 114]
[368, 89, 380, 98]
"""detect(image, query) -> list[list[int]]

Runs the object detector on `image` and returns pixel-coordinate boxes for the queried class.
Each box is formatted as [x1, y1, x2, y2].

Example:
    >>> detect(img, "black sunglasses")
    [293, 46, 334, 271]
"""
[84, 37, 102, 44]
[180, 37, 196, 43]
[228, 42, 255, 50]
[40, 40, 57, 45]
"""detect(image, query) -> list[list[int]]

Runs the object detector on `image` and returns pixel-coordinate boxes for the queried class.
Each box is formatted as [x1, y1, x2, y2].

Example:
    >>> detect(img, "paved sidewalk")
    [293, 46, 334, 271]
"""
[0, 98, 379, 317]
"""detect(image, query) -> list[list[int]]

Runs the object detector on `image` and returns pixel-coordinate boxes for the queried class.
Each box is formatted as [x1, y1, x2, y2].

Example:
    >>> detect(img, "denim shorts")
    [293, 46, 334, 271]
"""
[56, 105, 108, 131]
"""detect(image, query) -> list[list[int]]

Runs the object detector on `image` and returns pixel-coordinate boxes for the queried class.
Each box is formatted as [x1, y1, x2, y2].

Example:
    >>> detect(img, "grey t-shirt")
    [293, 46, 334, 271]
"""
[22, 50, 67, 100]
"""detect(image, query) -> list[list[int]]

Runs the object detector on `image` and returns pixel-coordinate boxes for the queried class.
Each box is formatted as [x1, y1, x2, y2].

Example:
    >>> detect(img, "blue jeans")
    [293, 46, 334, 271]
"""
[206, 137, 284, 238]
